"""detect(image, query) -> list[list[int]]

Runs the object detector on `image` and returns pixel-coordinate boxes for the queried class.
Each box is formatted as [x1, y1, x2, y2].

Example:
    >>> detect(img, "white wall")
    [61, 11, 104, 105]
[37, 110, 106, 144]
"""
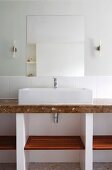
[0, 1, 26, 75]
[0, 0, 112, 75]
[85, 0, 112, 75]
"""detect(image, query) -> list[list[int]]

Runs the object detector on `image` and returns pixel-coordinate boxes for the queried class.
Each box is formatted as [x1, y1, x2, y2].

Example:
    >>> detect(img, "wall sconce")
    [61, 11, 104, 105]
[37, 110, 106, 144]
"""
[96, 45, 100, 51]
[96, 41, 101, 56]
[12, 41, 17, 58]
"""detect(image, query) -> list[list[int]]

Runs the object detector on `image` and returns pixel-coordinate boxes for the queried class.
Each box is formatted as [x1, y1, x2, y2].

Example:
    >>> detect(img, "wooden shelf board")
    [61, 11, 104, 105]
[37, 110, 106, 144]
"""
[0, 136, 16, 150]
[25, 136, 85, 150]
[93, 135, 112, 150]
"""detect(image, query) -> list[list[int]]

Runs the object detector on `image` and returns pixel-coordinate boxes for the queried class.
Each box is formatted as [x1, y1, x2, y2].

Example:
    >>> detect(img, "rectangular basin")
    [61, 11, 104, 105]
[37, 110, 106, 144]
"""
[19, 88, 92, 105]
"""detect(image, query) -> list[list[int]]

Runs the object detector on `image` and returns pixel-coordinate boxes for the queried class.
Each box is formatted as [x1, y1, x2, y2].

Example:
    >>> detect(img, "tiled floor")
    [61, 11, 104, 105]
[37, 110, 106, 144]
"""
[29, 163, 80, 170]
[0, 163, 16, 170]
[1, 163, 112, 170]
[93, 163, 112, 170]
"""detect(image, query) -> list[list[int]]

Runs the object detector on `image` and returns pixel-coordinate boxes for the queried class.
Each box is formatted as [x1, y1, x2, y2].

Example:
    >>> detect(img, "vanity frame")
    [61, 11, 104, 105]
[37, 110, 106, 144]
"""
[0, 99, 112, 170]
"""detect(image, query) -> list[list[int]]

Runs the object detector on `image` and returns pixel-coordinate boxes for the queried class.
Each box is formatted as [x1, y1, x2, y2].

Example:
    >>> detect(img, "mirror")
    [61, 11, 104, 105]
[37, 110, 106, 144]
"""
[26, 16, 84, 77]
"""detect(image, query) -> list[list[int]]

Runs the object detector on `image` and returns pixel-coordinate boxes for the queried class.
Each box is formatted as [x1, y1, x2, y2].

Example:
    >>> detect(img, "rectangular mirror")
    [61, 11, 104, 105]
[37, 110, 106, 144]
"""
[27, 15, 84, 77]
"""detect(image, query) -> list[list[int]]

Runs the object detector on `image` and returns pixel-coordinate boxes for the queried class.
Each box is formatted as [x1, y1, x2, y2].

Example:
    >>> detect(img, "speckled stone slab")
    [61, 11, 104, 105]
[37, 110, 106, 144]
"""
[1, 99, 112, 113]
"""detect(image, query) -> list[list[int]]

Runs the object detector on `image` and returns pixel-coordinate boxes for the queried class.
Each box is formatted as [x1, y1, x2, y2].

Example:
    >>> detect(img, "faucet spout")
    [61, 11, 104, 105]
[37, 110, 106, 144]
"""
[53, 77, 58, 88]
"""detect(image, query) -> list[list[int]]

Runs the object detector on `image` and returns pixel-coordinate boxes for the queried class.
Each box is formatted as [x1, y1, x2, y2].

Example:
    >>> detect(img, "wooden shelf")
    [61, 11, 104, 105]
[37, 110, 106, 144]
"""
[0, 136, 16, 150]
[25, 136, 84, 150]
[93, 135, 112, 150]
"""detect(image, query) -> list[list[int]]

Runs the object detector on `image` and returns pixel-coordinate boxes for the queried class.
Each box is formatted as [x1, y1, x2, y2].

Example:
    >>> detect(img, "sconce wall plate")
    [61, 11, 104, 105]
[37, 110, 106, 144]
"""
[12, 46, 17, 53]
[12, 41, 17, 58]
[96, 45, 101, 51]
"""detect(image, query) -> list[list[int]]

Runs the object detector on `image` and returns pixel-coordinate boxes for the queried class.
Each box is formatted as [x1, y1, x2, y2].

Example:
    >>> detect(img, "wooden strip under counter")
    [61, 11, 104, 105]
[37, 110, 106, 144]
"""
[0, 136, 16, 150]
[0, 99, 112, 113]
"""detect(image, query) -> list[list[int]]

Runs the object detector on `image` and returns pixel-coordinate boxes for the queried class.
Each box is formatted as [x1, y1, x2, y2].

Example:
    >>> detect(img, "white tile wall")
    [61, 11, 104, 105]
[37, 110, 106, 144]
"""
[0, 76, 112, 99]
[0, 77, 10, 99]
[9, 77, 32, 99]
[74, 76, 97, 98]
[31, 76, 53, 88]
[96, 76, 112, 98]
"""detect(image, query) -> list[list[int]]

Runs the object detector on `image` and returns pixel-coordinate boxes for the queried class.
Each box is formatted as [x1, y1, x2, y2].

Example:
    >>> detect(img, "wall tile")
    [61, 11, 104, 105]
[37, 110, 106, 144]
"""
[56, 76, 75, 88]
[9, 76, 32, 98]
[96, 76, 112, 98]
[74, 76, 97, 98]
[0, 77, 10, 99]
[31, 76, 53, 88]
[1, 76, 112, 99]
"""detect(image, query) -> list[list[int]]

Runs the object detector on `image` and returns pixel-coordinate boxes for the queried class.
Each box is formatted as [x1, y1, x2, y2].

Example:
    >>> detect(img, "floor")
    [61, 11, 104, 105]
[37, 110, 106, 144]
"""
[29, 163, 80, 170]
[0, 163, 112, 170]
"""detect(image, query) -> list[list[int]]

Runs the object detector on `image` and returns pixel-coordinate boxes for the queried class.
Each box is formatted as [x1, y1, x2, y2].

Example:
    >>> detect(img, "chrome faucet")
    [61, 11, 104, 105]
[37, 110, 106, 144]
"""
[53, 77, 58, 88]
[53, 113, 59, 123]
[53, 77, 58, 123]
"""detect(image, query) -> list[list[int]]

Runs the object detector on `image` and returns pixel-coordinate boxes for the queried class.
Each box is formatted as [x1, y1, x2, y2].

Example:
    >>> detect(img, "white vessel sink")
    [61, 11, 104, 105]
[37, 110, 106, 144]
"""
[19, 88, 92, 105]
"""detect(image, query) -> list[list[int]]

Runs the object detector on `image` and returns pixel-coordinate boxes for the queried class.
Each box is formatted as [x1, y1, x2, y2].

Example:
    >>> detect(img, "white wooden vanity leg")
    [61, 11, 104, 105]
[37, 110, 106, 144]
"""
[80, 113, 93, 170]
[85, 113, 93, 170]
[16, 113, 27, 170]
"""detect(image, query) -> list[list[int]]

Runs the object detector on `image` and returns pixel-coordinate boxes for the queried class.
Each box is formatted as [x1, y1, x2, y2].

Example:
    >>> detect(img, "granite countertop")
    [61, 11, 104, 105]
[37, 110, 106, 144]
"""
[0, 99, 112, 113]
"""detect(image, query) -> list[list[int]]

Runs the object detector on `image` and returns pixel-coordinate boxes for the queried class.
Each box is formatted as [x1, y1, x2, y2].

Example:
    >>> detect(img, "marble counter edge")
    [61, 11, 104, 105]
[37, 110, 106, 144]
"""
[0, 99, 112, 113]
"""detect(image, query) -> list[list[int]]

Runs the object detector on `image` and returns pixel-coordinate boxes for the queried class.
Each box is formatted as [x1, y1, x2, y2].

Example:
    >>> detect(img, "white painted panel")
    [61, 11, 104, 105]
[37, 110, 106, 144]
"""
[29, 114, 80, 136]
[0, 114, 16, 135]
[85, 114, 93, 170]
[0, 151, 16, 163]
[31, 76, 54, 88]
[74, 76, 97, 98]
[56, 76, 75, 88]
[94, 151, 112, 162]
[94, 114, 112, 135]
[96, 77, 112, 98]
[29, 151, 80, 162]
[80, 113, 93, 170]
[9, 77, 32, 98]
[0, 77, 10, 99]
[16, 114, 27, 170]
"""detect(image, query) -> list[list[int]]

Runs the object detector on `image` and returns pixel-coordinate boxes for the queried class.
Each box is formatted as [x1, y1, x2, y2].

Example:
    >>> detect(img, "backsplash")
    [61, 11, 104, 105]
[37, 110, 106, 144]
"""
[0, 76, 112, 99]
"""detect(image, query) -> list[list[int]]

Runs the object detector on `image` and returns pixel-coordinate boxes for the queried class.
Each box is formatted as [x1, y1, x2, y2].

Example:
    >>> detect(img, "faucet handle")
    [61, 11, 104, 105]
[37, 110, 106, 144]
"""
[53, 77, 58, 88]
[54, 77, 57, 81]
